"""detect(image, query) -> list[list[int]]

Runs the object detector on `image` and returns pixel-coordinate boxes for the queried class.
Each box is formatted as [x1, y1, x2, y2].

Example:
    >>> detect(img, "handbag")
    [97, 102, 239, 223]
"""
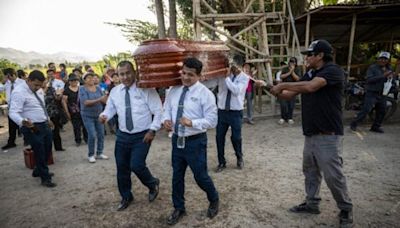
[382, 78, 392, 96]
[68, 89, 80, 114]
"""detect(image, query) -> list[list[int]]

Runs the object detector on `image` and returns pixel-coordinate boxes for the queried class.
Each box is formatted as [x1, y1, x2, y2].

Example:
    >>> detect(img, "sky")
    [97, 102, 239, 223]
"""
[0, 0, 156, 60]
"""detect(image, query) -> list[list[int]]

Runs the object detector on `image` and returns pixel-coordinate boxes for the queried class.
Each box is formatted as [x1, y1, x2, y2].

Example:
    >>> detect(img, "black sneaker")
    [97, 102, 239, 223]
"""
[339, 210, 353, 228]
[41, 179, 57, 188]
[289, 202, 320, 214]
[2, 143, 17, 150]
[350, 122, 357, 131]
[370, 127, 384, 133]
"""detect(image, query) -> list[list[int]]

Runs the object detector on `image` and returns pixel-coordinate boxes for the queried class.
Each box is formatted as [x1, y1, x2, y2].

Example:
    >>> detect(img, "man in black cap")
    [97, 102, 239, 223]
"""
[350, 51, 394, 133]
[270, 39, 353, 228]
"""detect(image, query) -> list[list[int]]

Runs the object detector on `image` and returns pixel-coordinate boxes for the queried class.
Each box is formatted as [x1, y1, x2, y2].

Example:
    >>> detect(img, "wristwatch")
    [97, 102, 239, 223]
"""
[148, 129, 156, 136]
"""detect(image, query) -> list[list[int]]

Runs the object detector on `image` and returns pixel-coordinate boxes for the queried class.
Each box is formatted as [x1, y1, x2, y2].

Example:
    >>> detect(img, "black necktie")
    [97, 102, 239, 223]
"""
[174, 86, 189, 135]
[225, 75, 237, 111]
[125, 87, 134, 131]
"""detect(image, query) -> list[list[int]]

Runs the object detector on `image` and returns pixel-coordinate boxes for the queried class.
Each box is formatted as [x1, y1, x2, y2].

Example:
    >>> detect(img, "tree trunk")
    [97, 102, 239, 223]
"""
[155, 0, 166, 38]
[169, 0, 177, 38]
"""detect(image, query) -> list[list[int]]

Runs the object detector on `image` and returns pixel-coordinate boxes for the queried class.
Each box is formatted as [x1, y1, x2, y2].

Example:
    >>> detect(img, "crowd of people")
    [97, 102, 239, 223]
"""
[3, 39, 400, 227]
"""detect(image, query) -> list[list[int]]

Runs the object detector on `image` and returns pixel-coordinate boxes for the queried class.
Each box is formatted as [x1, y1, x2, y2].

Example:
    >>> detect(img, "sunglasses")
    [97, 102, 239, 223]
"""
[306, 52, 317, 57]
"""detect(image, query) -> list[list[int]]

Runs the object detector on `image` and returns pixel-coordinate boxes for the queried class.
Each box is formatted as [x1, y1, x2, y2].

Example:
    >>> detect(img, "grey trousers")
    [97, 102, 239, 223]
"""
[303, 135, 353, 211]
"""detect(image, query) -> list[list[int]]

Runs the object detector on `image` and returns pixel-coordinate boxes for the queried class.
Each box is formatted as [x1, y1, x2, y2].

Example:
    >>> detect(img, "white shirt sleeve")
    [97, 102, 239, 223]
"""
[191, 89, 218, 130]
[147, 89, 163, 131]
[225, 73, 249, 96]
[9, 90, 25, 126]
[162, 87, 174, 123]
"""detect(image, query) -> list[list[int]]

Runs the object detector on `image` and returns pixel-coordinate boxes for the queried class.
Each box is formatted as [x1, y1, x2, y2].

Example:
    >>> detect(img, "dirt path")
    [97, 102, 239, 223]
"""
[0, 115, 399, 228]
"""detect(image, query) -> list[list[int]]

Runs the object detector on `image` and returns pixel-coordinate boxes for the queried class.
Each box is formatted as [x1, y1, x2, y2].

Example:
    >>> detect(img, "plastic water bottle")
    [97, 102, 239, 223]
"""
[177, 124, 185, 149]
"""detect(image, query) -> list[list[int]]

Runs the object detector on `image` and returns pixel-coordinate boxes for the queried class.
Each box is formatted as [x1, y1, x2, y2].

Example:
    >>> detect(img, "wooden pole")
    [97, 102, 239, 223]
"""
[305, 12, 311, 50]
[244, 0, 255, 13]
[232, 16, 264, 39]
[346, 13, 357, 81]
[193, 0, 201, 40]
[259, 0, 275, 114]
[200, 0, 217, 14]
[197, 19, 267, 56]
[286, 0, 301, 59]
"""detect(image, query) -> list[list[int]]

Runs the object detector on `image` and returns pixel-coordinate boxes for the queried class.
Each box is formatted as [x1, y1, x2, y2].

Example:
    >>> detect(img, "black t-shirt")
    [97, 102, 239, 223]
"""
[63, 86, 80, 117]
[63, 87, 79, 105]
[300, 62, 344, 136]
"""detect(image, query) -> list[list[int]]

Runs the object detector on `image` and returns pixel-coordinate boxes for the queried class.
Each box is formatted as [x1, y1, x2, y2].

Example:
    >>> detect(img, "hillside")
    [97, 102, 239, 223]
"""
[0, 47, 91, 66]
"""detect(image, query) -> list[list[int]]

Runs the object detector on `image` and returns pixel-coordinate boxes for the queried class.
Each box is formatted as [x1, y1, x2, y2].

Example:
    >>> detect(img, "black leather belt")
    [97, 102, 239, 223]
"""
[173, 133, 206, 141]
[314, 131, 338, 135]
[118, 129, 148, 136]
[218, 109, 242, 112]
[34, 121, 48, 125]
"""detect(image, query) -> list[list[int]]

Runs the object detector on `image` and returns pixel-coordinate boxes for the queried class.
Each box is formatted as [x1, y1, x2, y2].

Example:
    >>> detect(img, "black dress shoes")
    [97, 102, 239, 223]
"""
[56, 148, 66, 151]
[149, 178, 160, 202]
[237, 159, 244, 169]
[370, 127, 384, 133]
[32, 171, 54, 178]
[215, 163, 226, 172]
[41, 179, 57, 188]
[167, 209, 186, 225]
[207, 200, 219, 218]
[117, 198, 133, 211]
[2, 143, 16, 150]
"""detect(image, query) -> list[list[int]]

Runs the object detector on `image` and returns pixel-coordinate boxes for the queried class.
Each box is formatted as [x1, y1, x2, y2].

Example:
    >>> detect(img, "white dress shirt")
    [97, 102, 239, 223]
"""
[100, 83, 162, 134]
[9, 81, 48, 126]
[162, 81, 218, 137]
[203, 71, 249, 110]
[5, 78, 25, 104]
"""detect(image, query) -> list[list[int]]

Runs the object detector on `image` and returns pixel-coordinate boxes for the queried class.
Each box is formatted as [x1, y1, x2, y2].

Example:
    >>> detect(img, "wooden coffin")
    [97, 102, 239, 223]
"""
[133, 39, 230, 88]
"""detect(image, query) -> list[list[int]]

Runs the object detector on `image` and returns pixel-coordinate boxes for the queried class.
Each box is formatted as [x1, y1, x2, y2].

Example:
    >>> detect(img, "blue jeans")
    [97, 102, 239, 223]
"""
[20, 123, 53, 181]
[352, 91, 386, 128]
[172, 133, 219, 210]
[115, 130, 158, 200]
[216, 110, 243, 165]
[81, 115, 104, 157]
[279, 98, 295, 120]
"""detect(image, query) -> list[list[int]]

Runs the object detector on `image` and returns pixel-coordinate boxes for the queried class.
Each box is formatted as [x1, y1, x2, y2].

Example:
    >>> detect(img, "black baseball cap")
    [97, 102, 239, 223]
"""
[301, 39, 333, 55]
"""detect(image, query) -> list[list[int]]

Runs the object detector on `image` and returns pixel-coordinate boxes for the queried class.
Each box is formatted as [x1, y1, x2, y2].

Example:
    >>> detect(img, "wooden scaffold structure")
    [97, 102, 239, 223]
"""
[192, 0, 302, 115]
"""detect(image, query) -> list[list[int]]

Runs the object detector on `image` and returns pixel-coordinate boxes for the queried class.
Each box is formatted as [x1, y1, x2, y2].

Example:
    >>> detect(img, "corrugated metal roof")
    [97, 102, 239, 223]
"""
[295, 2, 400, 46]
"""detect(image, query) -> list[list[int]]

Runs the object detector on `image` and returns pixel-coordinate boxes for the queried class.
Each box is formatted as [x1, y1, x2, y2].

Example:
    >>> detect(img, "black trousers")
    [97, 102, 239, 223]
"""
[21, 123, 53, 181]
[353, 91, 386, 128]
[71, 115, 88, 143]
[50, 116, 63, 150]
[7, 116, 18, 145]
